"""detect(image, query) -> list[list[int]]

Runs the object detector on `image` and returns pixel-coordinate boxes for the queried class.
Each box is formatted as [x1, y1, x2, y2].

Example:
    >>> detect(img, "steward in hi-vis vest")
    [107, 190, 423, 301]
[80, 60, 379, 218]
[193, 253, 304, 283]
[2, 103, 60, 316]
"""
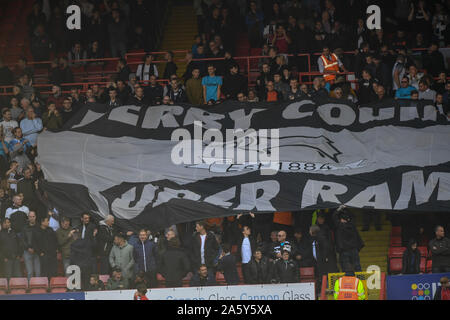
[334, 265, 366, 300]
[318, 46, 347, 83]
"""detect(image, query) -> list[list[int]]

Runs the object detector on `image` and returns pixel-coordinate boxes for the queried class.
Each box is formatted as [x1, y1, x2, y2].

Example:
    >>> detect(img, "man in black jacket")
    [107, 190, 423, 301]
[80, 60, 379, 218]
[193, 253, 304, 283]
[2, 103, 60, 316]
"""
[159, 237, 190, 288]
[70, 231, 96, 290]
[332, 206, 364, 272]
[0, 218, 22, 279]
[292, 229, 314, 268]
[217, 243, 240, 285]
[22, 211, 40, 279]
[116, 80, 131, 104]
[222, 64, 248, 100]
[247, 249, 273, 284]
[144, 75, 164, 105]
[309, 225, 332, 280]
[116, 59, 131, 82]
[189, 264, 217, 287]
[429, 226, 450, 273]
[190, 221, 219, 277]
[127, 86, 149, 106]
[164, 77, 187, 103]
[17, 168, 38, 210]
[35, 215, 58, 278]
[273, 250, 299, 283]
[96, 215, 115, 275]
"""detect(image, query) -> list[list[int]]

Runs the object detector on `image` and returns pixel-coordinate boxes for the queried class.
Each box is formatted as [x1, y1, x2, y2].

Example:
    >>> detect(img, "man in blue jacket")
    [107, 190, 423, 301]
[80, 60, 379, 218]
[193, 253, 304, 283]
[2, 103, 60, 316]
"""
[133, 229, 157, 288]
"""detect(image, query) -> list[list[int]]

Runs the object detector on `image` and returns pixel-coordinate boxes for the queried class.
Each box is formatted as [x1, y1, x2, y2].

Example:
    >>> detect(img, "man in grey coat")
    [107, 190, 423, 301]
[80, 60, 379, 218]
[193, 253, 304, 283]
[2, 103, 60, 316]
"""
[109, 233, 135, 282]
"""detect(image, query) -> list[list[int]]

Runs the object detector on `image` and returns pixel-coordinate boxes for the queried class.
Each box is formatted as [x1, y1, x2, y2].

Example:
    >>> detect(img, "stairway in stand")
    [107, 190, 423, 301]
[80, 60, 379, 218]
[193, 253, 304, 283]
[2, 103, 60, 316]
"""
[159, 2, 198, 79]
[351, 209, 391, 274]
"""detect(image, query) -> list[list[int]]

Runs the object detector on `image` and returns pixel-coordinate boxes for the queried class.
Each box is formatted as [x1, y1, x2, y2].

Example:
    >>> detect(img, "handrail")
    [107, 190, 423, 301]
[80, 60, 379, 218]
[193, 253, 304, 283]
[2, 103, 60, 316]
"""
[6, 47, 441, 69]
[320, 275, 328, 300]
[0, 79, 170, 96]
[379, 272, 386, 300]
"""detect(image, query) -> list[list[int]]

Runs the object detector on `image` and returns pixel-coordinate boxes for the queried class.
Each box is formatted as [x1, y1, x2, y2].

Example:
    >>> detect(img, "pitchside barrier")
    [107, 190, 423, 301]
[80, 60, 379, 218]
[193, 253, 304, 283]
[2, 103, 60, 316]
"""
[0, 282, 315, 301]
[386, 272, 450, 300]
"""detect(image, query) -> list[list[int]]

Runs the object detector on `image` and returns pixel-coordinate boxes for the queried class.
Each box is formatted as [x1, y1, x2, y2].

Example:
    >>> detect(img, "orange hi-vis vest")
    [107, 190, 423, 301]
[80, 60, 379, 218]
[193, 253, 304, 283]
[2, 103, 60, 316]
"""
[320, 53, 340, 82]
[337, 276, 359, 300]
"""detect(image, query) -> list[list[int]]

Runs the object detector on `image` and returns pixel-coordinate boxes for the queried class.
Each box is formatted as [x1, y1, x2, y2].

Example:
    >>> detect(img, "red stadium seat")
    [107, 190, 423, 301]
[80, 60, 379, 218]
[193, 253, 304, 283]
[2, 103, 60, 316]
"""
[216, 272, 227, 285]
[426, 260, 433, 273]
[389, 258, 402, 274]
[231, 245, 238, 255]
[388, 247, 406, 259]
[300, 267, 314, 283]
[420, 257, 427, 273]
[50, 277, 67, 293]
[99, 274, 110, 284]
[236, 266, 244, 284]
[0, 278, 7, 295]
[29, 277, 48, 289]
[156, 273, 165, 288]
[182, 272, 193, 287]
[391, 226, 401, 237]
[417, 247, 428, 258]
[390, 237, 402, 247]
[9, 277, 28, 294]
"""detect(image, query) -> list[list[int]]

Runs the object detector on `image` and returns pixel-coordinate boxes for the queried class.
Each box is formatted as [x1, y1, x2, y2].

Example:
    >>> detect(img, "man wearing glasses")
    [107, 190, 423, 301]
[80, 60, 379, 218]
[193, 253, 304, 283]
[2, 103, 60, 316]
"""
[395, 76, 416, 100]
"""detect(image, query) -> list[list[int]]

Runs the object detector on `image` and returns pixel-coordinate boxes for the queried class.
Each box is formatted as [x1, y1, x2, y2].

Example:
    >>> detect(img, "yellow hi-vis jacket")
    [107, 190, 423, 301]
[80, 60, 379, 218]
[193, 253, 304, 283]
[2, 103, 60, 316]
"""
[334, 276, 366, 300]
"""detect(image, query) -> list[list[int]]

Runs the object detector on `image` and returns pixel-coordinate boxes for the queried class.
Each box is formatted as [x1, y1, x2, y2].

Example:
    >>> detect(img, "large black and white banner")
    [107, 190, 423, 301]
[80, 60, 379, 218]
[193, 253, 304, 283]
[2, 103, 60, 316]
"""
[37, 98, 450, 231]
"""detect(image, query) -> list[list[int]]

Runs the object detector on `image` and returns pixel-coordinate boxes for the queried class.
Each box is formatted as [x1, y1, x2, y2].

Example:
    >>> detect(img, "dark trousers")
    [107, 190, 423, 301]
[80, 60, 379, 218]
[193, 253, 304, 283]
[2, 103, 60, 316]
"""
[98, 255, 110, 275]
[432, 266, 450, 273]
[363, 210, 381, 229]
[142, 269, 157, 288]
[339, 248, 362, 272]
[39, 254, 57, 278]
[242, 263, 251, 284]
[80, 265, 92, 291]
[3, 258, 22, 279]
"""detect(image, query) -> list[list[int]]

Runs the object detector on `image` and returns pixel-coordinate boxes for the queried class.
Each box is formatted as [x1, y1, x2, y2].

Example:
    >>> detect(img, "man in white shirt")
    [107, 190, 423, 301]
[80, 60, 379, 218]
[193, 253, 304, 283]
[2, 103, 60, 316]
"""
[240, 225, 256, 284]
[5, 194, 29, 219]
[191, 221, 219, 278]
[0, 109, 18, 143]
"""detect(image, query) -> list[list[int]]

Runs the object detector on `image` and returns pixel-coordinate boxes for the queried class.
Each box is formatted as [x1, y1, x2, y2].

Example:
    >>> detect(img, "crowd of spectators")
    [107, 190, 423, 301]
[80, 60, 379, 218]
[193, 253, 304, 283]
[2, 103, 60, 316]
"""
[0, 0, 449, 293]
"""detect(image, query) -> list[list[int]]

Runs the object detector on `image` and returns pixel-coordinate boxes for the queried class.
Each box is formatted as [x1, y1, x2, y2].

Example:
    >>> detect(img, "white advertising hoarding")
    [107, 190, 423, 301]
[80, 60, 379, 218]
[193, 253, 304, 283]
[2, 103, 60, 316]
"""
[84, 283, 315, 300]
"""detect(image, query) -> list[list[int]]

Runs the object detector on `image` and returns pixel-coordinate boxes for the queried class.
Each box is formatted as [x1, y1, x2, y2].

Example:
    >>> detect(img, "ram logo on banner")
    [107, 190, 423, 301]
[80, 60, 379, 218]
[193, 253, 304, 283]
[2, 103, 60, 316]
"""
[387, 273, 450, 300]
[36, 98, 450, 231]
